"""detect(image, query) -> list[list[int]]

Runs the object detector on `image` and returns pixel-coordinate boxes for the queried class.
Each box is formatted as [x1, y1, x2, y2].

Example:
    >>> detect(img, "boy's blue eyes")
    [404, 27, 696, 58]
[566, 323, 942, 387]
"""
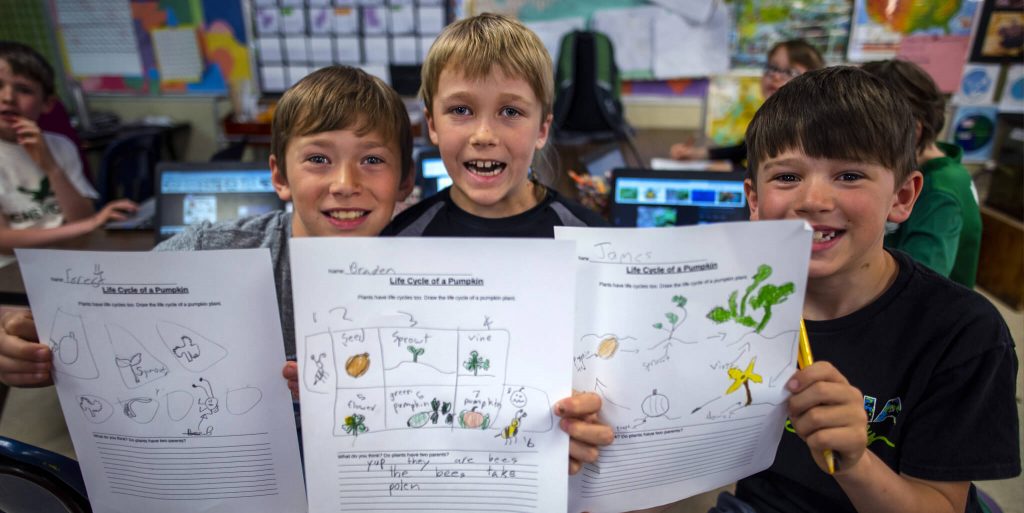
[303, 155, 385, 165]
[770, 172, 864, 182]
[447, 106, 523, 117]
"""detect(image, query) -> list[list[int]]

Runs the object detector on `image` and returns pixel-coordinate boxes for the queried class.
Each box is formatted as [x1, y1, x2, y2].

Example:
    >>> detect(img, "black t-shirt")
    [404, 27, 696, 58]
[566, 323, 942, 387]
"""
[737, 250, 1020, 513]
[382, 186, 608, 237]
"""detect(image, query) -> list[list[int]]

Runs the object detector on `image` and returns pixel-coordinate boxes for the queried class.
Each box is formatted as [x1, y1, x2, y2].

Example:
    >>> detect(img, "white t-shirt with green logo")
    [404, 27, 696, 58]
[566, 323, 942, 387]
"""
[0, 132, 98, 229]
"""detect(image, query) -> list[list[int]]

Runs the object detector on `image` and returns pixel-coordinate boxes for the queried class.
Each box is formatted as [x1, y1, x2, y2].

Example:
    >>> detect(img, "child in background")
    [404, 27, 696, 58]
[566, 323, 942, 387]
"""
[382, 13, 607, 237]
[862, 59, 982, 288]
[669, 39, 825, 168]
[0, 41, 135, 252]
[696, 66, 1018, 513]
[0, 64, 607, 474]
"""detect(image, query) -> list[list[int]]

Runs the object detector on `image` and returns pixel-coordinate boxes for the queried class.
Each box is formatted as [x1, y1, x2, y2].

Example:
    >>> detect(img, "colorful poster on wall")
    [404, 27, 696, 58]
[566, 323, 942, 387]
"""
[969, 0, 1024, 62]
[999, 64, 1024, 113]
[953, 63, 1001, 105]
[60, 0, 251, 94]
[733, 0, 852, 67]
[847, 0, 979, 62]
[949, 105, 1000, 162]
[704, 71, 763, 147]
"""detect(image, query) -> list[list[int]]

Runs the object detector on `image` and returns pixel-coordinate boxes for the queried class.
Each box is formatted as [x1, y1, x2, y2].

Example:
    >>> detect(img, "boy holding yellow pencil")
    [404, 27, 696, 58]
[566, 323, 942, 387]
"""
[720, 67, 1019, 513]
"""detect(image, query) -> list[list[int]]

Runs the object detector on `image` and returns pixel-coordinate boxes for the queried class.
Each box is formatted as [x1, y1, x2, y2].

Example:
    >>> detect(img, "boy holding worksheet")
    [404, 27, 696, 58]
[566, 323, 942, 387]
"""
[701, 66, 1019, 513]
[0, 65, 608, 475]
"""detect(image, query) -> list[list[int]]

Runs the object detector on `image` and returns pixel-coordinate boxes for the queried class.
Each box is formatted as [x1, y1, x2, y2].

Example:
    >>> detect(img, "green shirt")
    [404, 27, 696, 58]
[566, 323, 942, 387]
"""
[885, 142, 981, 287]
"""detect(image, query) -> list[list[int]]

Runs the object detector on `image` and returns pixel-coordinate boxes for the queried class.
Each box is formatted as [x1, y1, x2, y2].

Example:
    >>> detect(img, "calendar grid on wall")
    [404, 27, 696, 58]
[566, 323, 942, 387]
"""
[249, 0, 452, 95]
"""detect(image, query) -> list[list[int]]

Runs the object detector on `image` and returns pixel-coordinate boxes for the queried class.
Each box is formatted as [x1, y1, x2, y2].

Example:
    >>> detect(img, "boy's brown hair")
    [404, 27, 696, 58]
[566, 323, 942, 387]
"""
[271, 65, 412, 181]
[0, 41, 55, 98]
[420, 13, 553, 121]
[769, 39, 825, 71]
[746, 66, 916, 189]
[861, 59, 945, 153]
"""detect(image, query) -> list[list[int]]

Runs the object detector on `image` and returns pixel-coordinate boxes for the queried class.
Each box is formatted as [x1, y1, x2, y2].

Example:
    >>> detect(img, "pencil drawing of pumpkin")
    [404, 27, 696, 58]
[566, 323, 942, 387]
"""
[596, 336, 619, 359]
[458, 407, 490, 429]
[641, 389, 669, 418]
[345, 353, 370, 378]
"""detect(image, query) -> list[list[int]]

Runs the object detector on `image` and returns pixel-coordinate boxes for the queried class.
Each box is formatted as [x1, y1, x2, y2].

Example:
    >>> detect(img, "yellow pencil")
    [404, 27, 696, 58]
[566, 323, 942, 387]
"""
[798, 319, 836, 475]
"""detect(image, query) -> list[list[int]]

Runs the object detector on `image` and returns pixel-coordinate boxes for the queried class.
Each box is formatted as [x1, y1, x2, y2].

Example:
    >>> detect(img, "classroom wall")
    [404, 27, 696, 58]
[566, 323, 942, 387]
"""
[85, 95, 233, 163]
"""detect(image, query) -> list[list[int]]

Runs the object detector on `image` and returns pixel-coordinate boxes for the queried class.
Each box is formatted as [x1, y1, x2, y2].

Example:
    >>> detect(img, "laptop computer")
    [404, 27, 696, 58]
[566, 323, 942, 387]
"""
[610, 169, 750, 227]
[415, 147, 452, 198]
[154, 162, 285, 243]
[581, 145, 626, 177]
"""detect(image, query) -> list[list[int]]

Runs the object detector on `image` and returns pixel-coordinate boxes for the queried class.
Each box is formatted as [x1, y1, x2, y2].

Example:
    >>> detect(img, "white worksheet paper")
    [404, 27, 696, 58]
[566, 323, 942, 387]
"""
[17, 249, 306, 513]
[556, 221, 811, 513]
[291, 238, 575, 513]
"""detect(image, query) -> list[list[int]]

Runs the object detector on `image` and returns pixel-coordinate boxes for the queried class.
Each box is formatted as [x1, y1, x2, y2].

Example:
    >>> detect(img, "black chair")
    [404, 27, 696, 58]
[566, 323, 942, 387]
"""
[0, 436, 91, 512]
[95, 129, 161, 206]
[210, 137, 249, 161]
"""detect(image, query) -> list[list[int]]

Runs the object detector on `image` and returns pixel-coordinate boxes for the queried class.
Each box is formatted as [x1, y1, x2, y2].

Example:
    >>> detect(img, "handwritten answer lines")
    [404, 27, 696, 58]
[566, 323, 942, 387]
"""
[95, 432, 281, 501]
[337, 449, 539, 512]
[579, 418, 764, 498]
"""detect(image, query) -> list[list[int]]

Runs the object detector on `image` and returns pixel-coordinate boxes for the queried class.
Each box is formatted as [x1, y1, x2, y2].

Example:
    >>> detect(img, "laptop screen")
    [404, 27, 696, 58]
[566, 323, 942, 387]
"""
[610, 169, 750, 227]
[416, 148, 452, 198]
[155, 163, 284, 242]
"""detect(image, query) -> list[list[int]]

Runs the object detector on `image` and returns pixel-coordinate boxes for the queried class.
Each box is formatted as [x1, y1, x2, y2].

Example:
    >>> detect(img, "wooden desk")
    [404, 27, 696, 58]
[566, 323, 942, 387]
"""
[0, 230, 155, 306]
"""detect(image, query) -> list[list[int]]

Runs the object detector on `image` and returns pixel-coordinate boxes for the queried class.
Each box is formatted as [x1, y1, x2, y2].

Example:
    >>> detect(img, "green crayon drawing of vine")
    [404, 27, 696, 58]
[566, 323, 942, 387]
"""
[463, 350, 489, 376]
[707, 264, 794, 333]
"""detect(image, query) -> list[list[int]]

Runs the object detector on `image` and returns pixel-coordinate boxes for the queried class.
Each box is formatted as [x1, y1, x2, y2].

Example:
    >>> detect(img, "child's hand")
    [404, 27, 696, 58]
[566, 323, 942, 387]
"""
[786, 361, 868, 474]
[90, 199, 138, 229]
[0, 310, 52, 387]
[555, 391, 614, 475]
[12, 117, 57, 172]
[282, 361, 299, 400]
[669, 141, 709, 161]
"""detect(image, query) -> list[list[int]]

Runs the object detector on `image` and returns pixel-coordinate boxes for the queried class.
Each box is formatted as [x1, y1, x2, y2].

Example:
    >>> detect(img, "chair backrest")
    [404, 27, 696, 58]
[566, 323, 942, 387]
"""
[0, 436, 90, 513]
[210, 137, 248, 161]
[96, 129, 162, 205]
[552, 30, 627, 144]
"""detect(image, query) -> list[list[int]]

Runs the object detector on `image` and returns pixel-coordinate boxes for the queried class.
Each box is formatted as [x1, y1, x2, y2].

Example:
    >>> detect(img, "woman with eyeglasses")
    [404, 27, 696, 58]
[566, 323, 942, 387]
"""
[669, 39, 825, 167]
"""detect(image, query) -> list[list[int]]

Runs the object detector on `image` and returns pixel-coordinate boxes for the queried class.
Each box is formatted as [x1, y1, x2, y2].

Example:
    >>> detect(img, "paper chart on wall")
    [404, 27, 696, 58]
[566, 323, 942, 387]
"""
[290, 238, 576, 513]
[16, 249, 306, 513]
[556, 220, 811, 513]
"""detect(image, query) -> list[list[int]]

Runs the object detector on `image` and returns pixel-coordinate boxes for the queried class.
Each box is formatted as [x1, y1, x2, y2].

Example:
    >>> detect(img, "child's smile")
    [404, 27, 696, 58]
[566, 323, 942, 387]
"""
[427, 66, 551, 219]
[464, 159, 507, 177]
[747, 151, 918, 283]
[272, 128, 408, 238]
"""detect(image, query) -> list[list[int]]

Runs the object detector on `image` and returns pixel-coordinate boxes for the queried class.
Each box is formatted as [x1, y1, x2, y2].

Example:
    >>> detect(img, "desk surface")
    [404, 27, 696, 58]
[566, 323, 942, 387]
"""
[0, 230, 155, 306]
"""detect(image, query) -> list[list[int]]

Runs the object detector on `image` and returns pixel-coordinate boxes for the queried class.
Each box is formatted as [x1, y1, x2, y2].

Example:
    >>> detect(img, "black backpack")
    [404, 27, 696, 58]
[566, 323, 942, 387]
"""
[552, 30, 630, 142]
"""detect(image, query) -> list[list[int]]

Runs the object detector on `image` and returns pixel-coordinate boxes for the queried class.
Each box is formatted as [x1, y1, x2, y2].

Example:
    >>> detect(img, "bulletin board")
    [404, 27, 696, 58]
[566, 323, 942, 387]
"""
[249, 0, 452, 95]
[50, 0, 252, 94]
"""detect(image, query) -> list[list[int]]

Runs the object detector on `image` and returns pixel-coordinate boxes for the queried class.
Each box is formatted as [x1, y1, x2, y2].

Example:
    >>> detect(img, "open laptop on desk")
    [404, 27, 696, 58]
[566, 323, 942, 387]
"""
[610, 169, 749, 227]
[416, 147, 452, 198]
[154, 162, 285, 243]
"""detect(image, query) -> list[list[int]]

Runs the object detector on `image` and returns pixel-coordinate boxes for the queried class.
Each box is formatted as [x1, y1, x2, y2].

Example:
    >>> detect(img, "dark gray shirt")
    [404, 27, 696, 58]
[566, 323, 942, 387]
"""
[154, 211, 296, 359]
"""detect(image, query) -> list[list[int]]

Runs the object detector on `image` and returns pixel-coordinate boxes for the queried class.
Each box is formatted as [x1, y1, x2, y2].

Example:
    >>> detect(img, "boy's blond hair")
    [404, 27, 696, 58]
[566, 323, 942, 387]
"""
[271, 65, 412, 181]
[420, 13, 553, 121]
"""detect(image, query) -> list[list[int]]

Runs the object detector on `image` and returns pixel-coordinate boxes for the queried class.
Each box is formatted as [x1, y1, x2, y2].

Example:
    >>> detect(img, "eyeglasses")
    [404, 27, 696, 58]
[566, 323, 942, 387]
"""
[763, 63, 802, 79]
